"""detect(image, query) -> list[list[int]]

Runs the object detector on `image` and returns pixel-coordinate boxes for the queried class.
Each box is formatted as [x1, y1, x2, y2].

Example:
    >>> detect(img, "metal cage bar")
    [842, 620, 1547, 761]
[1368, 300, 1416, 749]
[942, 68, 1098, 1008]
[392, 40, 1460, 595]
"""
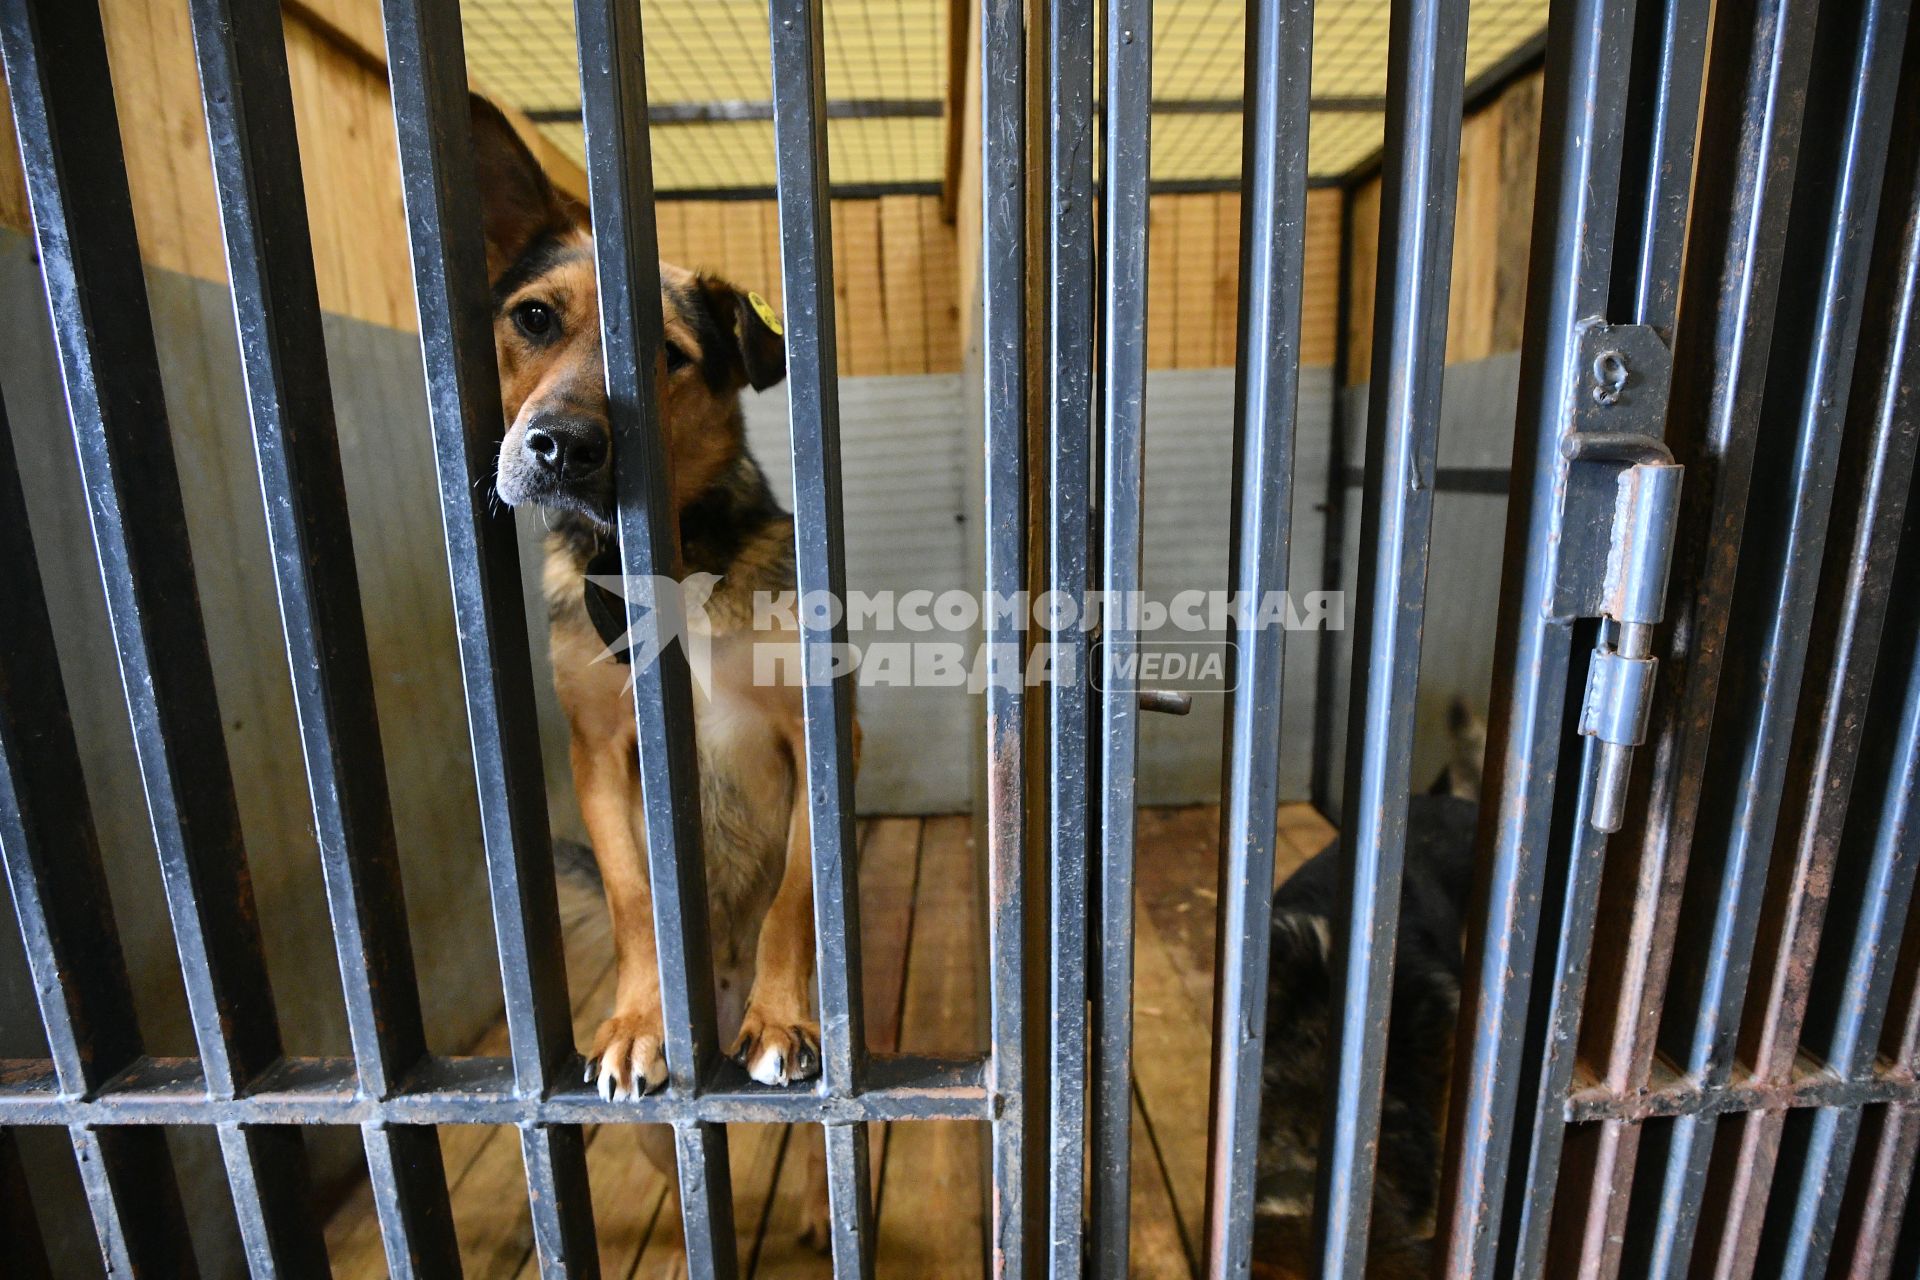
[980, 1, 1031, 1274]
[766, 0, 874, 1273]
[1043, 0, 1096, 1271]
[377, 0, 599, 1271]
[1837, 941, 1920, 1276]
[1764, 67, 1920, 1270]
[1690, 2, 1914, 1270]
[184, 0, 465, 1271]
[1089, 0, 1152, 1269]
[1200, 0, 1313, 1273]
[1313, 0, 1467, 1268]
[571, 0, 736, 1275]
[0, 389, 198, 1277]
[0, 1, 327, 1271]
[1506, 0, 1708, 1268]
[1593, 0, 1821, 1268]
[1434, 0, 1642, 1267]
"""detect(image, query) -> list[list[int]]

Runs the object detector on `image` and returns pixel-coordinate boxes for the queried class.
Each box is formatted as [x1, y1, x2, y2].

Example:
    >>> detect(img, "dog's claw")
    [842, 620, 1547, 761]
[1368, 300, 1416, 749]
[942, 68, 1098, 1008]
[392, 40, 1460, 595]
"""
[731, 1012, 821, 1088]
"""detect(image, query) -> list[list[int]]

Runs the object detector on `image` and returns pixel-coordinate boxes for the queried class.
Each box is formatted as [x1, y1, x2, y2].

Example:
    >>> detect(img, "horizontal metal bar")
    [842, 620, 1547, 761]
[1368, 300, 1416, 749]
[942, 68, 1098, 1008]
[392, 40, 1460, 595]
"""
[525, 97, 945, 123]
[525, 95, 1389, 126]
[654, 177, 1344, 203]
[0, 1055, 993, 1126]
[656, 180, 941, 202]
[1564, 1059, 1920, 1123]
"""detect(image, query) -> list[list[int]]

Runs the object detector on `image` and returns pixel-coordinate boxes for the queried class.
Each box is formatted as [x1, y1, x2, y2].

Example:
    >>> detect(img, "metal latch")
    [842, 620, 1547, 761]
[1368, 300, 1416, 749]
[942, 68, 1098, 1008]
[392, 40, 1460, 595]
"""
[1550, 320, 1684, 831]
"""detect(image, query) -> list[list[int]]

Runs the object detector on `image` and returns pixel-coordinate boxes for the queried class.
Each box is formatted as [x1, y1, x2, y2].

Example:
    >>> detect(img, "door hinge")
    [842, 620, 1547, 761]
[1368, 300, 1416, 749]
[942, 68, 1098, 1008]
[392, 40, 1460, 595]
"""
[1549, 319, 1684, 831]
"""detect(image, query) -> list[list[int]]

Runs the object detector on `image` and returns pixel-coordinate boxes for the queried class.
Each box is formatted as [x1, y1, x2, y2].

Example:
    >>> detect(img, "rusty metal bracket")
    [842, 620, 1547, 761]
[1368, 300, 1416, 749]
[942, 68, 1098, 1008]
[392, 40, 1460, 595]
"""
[1548, 319, 1678, 619]
[1546, 319, 1685, 829]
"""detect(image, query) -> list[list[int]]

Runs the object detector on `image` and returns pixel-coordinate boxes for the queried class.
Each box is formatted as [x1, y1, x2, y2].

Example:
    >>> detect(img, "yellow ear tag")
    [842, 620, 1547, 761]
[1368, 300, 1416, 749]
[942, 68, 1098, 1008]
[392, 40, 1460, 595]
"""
[747, 290, 784, 336]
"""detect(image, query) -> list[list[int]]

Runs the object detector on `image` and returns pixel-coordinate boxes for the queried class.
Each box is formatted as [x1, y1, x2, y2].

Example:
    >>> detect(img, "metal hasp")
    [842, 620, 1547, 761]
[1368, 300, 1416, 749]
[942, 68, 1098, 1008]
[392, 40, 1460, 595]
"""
[1554, 318, 1684, 830]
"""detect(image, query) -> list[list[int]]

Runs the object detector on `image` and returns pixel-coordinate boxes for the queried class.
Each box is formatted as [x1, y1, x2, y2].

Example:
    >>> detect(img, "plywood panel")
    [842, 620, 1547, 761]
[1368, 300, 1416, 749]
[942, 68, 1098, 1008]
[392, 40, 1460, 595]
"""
[835, 199, 887, 376]
[722, 199, 772, 295]
[1495, 71, 1543, 352]
[1147, 196, 1179, 368]
[1446, 106, 1504, 364]
[1213, 190, 1242, 366]
[919, 196, 961, 371]
[879, 194, 929, 374]
[1347, 177, 1382, 388]
[1302, 186, 1342, 367]
[1173, 194, 1218, 368]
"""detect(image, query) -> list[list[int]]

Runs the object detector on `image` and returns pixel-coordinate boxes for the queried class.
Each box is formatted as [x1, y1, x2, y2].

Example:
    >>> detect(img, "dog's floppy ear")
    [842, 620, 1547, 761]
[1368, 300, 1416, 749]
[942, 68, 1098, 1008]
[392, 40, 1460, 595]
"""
[468, 95, 571, 281]
[729, 288, 788, 391]
[685, 275, 789, 392]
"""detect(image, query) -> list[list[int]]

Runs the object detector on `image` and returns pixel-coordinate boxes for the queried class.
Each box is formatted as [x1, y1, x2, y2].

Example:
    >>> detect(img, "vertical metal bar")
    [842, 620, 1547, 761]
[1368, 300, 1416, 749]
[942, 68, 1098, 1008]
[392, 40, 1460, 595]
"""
[1624, 0, 1855, 1269]
[1609, 0, 1713, 341]
[1043, 0, 1095, 1270]
[184, 1, 463, 1270]
[377, 2, 598, 1273]
[980, 1, 1031, 1274]
[1089, 0, 1150, 1270]
[1312, 0, 1467, 1270]
[1199, 0, 1312, 1273]
[1434, 0, 1640, 1268]
[0, 390, 197, 1277]
[0, 2, 325, 1271]
[1693, 4, 1915, 1272]
[1535, 0, 1708, 1268]
[1506, 733, 1610, 1277]
[765, 1, 871, 1272]
[1840, 984, 1920, 1279]
[1777, 565, 1920, 1274]
[570, 0, 735, 1274]
[1765, 68, 1920, 1271]
[1309, 189, 1357, 823]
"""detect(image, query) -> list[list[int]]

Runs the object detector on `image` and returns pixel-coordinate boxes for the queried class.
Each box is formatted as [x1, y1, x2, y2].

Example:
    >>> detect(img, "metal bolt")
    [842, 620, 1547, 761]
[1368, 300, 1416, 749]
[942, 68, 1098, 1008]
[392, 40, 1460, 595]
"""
[1592, 349, 1630, 406]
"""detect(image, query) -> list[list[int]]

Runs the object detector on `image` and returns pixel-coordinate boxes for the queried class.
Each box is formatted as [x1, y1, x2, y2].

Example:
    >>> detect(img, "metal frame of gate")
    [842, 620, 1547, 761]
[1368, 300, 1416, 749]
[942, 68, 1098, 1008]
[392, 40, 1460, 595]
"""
[1, 0, 1918, 1277]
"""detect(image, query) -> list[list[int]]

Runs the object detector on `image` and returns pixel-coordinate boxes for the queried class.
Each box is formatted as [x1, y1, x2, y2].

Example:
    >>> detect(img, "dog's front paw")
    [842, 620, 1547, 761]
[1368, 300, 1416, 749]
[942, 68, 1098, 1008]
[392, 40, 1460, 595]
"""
[588, 1011, 668, 1100]
[729, 1006, 820, 1086]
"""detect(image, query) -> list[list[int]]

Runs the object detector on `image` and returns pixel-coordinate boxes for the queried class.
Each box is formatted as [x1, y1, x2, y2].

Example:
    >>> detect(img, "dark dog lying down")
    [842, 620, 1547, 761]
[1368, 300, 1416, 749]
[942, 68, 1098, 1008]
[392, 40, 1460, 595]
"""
[1253, 792, 1478, 1275]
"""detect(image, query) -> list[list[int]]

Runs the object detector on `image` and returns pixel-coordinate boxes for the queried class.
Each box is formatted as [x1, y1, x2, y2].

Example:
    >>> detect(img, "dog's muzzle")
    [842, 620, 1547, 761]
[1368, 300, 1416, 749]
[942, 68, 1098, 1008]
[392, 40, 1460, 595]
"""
[496, 411, 613, 517]
[523, 413, 608, 481]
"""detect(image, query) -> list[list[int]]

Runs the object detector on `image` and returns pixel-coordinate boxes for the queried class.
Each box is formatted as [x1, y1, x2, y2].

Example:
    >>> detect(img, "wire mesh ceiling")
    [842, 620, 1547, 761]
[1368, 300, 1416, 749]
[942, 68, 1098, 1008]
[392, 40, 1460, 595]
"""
[459, 0, 1546, 192]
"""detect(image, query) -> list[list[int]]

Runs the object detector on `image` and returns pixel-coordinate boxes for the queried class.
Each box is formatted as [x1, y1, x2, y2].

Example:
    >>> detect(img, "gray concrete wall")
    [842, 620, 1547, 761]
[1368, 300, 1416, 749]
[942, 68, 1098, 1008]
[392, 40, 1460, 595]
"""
[1318, 352, 1521, 822]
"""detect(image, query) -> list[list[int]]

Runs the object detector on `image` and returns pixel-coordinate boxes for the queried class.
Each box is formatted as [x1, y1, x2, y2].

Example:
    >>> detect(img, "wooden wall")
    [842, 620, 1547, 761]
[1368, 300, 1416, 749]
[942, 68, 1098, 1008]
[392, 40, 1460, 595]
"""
[654, 195, 964, 376]
[1146, 187, 1343, 369]
[1346, 70, 1544, 384]
[0, 0, 968, 374]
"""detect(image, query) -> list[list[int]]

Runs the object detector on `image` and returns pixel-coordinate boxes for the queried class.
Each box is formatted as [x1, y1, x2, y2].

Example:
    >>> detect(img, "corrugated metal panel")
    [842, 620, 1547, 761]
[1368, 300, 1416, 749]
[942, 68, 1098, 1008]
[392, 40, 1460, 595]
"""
[1136, 367, 1336, 805]
[1321, 351, 1520, 820]
[743, 374, 975, 813]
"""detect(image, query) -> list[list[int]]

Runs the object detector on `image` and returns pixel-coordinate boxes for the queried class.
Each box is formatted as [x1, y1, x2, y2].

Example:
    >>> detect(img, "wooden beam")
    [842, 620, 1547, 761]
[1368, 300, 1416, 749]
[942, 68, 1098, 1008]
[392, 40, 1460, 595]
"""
[281, 0, 591, 203]
[939, 0, 970, 223]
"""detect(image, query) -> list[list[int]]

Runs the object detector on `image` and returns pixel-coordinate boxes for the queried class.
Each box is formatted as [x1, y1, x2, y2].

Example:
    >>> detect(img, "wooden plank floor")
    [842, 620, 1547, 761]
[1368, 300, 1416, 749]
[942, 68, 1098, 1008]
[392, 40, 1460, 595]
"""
[323, 804, 1335, 1278]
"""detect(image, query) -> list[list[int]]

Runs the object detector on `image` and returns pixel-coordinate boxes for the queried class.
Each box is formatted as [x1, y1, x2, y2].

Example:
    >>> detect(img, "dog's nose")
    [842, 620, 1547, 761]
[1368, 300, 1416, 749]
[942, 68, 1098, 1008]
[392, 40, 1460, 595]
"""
[523, 415, 609, 480]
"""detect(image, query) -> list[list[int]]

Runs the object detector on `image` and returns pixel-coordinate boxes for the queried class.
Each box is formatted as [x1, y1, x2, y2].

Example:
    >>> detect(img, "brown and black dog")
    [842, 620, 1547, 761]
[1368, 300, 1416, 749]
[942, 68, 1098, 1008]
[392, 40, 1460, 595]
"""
[470, 98, 841, 1118]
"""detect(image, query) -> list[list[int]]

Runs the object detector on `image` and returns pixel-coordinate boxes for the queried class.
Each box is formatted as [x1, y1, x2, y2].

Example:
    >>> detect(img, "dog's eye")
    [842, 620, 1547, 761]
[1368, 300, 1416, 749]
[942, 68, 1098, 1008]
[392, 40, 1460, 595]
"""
[513, 300, 557, 340]
[665, 341, 691, 372]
